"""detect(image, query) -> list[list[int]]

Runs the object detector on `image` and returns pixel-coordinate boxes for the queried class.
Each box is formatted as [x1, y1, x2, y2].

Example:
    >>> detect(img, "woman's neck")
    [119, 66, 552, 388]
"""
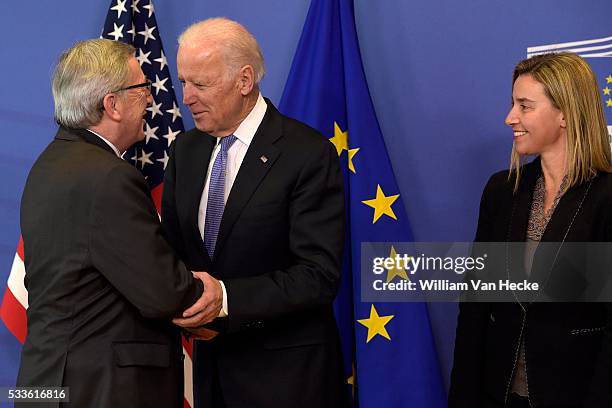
[540, 152, 566, 190]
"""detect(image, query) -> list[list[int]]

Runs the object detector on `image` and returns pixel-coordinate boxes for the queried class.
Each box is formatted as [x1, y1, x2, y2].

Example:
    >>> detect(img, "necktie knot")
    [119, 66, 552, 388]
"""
[220, 134, 237, 153]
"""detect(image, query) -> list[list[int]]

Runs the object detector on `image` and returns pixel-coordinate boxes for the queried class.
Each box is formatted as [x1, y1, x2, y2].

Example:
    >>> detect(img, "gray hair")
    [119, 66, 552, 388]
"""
[52, 39, 135, 128]
[178, 17, 265, 83]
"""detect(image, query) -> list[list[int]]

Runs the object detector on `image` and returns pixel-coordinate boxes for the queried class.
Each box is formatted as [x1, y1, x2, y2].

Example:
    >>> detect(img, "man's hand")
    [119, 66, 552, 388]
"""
[184, 327, 219, 341]
[173, 271, 223, 328]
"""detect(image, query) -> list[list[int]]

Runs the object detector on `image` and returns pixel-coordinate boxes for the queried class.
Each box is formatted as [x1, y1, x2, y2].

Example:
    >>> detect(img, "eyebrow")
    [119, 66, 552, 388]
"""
[515, 97, 535, 103]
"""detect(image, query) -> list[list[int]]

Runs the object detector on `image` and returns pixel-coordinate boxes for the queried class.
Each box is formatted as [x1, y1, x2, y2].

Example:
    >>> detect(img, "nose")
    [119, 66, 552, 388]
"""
[505, 105, 518, 127]
[182, 83, 195, 106]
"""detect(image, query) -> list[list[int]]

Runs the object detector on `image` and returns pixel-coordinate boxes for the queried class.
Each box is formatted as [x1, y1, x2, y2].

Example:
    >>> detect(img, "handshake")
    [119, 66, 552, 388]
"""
[173, 271, 222, 341]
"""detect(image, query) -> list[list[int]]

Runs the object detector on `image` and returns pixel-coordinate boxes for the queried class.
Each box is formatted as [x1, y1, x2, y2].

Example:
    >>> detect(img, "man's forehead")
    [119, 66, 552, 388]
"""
[179, 40, 221, 60]
[178, 48, 224, 78]
[127, 56, 145, 79]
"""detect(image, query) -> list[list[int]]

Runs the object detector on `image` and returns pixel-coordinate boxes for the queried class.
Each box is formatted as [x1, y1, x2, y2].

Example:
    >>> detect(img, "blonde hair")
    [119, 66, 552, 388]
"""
[52, 39, 135, 128]
[508, 52, 611, 191]
[178, 17, 265, 83]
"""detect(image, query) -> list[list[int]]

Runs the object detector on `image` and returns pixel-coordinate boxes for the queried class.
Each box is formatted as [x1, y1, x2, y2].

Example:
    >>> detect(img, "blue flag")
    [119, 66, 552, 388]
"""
[279, 0, 446, 406]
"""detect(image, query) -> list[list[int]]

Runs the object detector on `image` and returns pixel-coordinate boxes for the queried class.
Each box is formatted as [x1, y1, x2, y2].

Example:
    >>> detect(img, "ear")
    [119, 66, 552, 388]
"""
[101, 93, 122, 122]
[559, 113, 566, 129]
[237, 65, 255, 96]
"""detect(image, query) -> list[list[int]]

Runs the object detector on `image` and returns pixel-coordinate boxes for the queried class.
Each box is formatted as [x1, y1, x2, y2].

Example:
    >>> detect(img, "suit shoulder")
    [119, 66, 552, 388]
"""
[483, 168, 512, 194]
[594, 171, 612, 185]
[62, 140, 146, 188]
[591, 171, 612, 199]
[34, 138, 132, 178]
[170, 128, 215, 157]
[178, 127, 206, 141]
[477, 168, 515, 212]
[174, 128, 211, 145]
[280, 114, 330, 149]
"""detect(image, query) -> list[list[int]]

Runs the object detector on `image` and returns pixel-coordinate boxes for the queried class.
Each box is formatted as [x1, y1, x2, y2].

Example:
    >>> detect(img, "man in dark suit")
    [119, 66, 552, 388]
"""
[163, 18, 347, 407]
[17, 39, 211, 408]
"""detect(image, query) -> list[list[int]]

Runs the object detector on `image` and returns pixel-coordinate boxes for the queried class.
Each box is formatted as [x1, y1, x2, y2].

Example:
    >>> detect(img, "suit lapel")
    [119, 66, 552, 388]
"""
[530, 177, 591, 288]
[539, 181, 590, 243]
[507, 159, 541, 283]
[213, 102, 282, 258]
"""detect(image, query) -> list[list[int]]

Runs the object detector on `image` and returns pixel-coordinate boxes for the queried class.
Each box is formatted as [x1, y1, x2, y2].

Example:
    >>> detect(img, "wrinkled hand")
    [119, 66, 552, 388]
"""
[172, 271, 222, 328]
[184, 327, 218, 341]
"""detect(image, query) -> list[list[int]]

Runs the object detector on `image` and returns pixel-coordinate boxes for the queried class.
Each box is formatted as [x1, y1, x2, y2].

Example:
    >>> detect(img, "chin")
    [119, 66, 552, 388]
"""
[516, 149, 539, 156]
[195, 122, 213, 134]
[514, 142, 534, 156]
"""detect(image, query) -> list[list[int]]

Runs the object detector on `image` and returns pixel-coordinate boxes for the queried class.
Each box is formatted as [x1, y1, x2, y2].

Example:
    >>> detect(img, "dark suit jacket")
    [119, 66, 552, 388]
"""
[161, 100, 347, 407]
[449, 158, 612, 408]
[17, 127, 203, 408]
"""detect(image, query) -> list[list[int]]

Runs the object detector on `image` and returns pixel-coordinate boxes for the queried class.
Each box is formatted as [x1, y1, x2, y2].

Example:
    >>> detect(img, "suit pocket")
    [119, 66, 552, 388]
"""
[112, 342, 170, 368]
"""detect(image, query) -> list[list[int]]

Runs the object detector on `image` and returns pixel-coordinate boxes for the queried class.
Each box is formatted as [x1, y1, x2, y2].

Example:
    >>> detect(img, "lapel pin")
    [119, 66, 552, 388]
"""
[260, 155, 268, 163]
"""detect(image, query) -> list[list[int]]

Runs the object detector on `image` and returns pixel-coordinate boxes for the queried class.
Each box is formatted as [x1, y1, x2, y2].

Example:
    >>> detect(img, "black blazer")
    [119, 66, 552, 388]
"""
[161, 100, 347, 407]
[17, 127, 203, 408]
[449, 158, 612, 408]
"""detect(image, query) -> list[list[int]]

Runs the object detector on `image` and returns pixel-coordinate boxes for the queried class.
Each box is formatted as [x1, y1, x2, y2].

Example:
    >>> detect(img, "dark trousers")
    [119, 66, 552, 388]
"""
[507, 393, 531, 408]
[483, 392, 530, 408]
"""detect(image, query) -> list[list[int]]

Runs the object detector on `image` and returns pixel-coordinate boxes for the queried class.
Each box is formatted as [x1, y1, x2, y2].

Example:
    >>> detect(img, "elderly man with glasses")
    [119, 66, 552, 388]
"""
[16, 39, 209, 408]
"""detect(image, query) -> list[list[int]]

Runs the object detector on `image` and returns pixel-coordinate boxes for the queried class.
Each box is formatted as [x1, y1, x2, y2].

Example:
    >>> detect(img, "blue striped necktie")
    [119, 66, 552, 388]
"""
[204, 135, 237, 258]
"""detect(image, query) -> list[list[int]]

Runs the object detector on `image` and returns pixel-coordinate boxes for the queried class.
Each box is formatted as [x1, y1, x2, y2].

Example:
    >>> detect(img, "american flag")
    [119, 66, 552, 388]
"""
[102, 0, 185, 210]
[0, 0, 194, 406]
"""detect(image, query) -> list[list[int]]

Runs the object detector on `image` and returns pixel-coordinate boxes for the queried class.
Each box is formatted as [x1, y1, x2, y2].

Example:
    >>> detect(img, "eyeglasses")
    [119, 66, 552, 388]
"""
[113, 80, 152, 95]
[99, 80, 152, 111]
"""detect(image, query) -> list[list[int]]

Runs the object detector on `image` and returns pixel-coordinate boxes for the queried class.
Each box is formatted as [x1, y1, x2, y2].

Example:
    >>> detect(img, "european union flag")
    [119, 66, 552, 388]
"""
[279, 0, 446, 406]
[586, 58, 612, 142]
[527, 36, 612, 147]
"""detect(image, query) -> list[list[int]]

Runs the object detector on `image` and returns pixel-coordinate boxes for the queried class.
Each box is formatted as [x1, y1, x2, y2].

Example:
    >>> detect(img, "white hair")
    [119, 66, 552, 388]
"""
[52, 39, 134, 128]
[178, 17, 265, 83]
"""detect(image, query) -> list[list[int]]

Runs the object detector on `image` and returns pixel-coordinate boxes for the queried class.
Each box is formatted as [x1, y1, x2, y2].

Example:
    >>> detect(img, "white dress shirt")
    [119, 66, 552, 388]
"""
[198, 93, 267, 316]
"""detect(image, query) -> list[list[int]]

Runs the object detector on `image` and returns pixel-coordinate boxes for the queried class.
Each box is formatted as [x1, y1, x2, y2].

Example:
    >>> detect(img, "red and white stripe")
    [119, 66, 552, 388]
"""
[0, 237, 27, 344]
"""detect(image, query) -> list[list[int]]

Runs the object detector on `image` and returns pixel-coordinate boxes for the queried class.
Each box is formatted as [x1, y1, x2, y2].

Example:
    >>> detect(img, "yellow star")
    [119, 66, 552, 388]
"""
[357, 304, 394, 343]
[604, 87, 611, 96]
[347, 363, 355, 386]
[386, 246, 410, 283]
[607, 75, 612, 84]
[362, 184, 400, 223]
[347, 363, 356, 399]
[347, 147, 360, 173]
[329, 122, 349, 156]
[607, 99, 612, 107]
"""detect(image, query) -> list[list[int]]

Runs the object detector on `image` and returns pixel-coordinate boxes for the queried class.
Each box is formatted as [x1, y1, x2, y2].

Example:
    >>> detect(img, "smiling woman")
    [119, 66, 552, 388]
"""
[507, 53, 611, 194]
[449, 53, 612, 408]
[506, 75, 566, 159]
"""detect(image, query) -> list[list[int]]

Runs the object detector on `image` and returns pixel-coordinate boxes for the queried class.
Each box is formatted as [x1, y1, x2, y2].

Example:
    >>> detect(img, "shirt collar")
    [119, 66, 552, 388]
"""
[232, 92, 267, 147]
[86, 129, 122, 158]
